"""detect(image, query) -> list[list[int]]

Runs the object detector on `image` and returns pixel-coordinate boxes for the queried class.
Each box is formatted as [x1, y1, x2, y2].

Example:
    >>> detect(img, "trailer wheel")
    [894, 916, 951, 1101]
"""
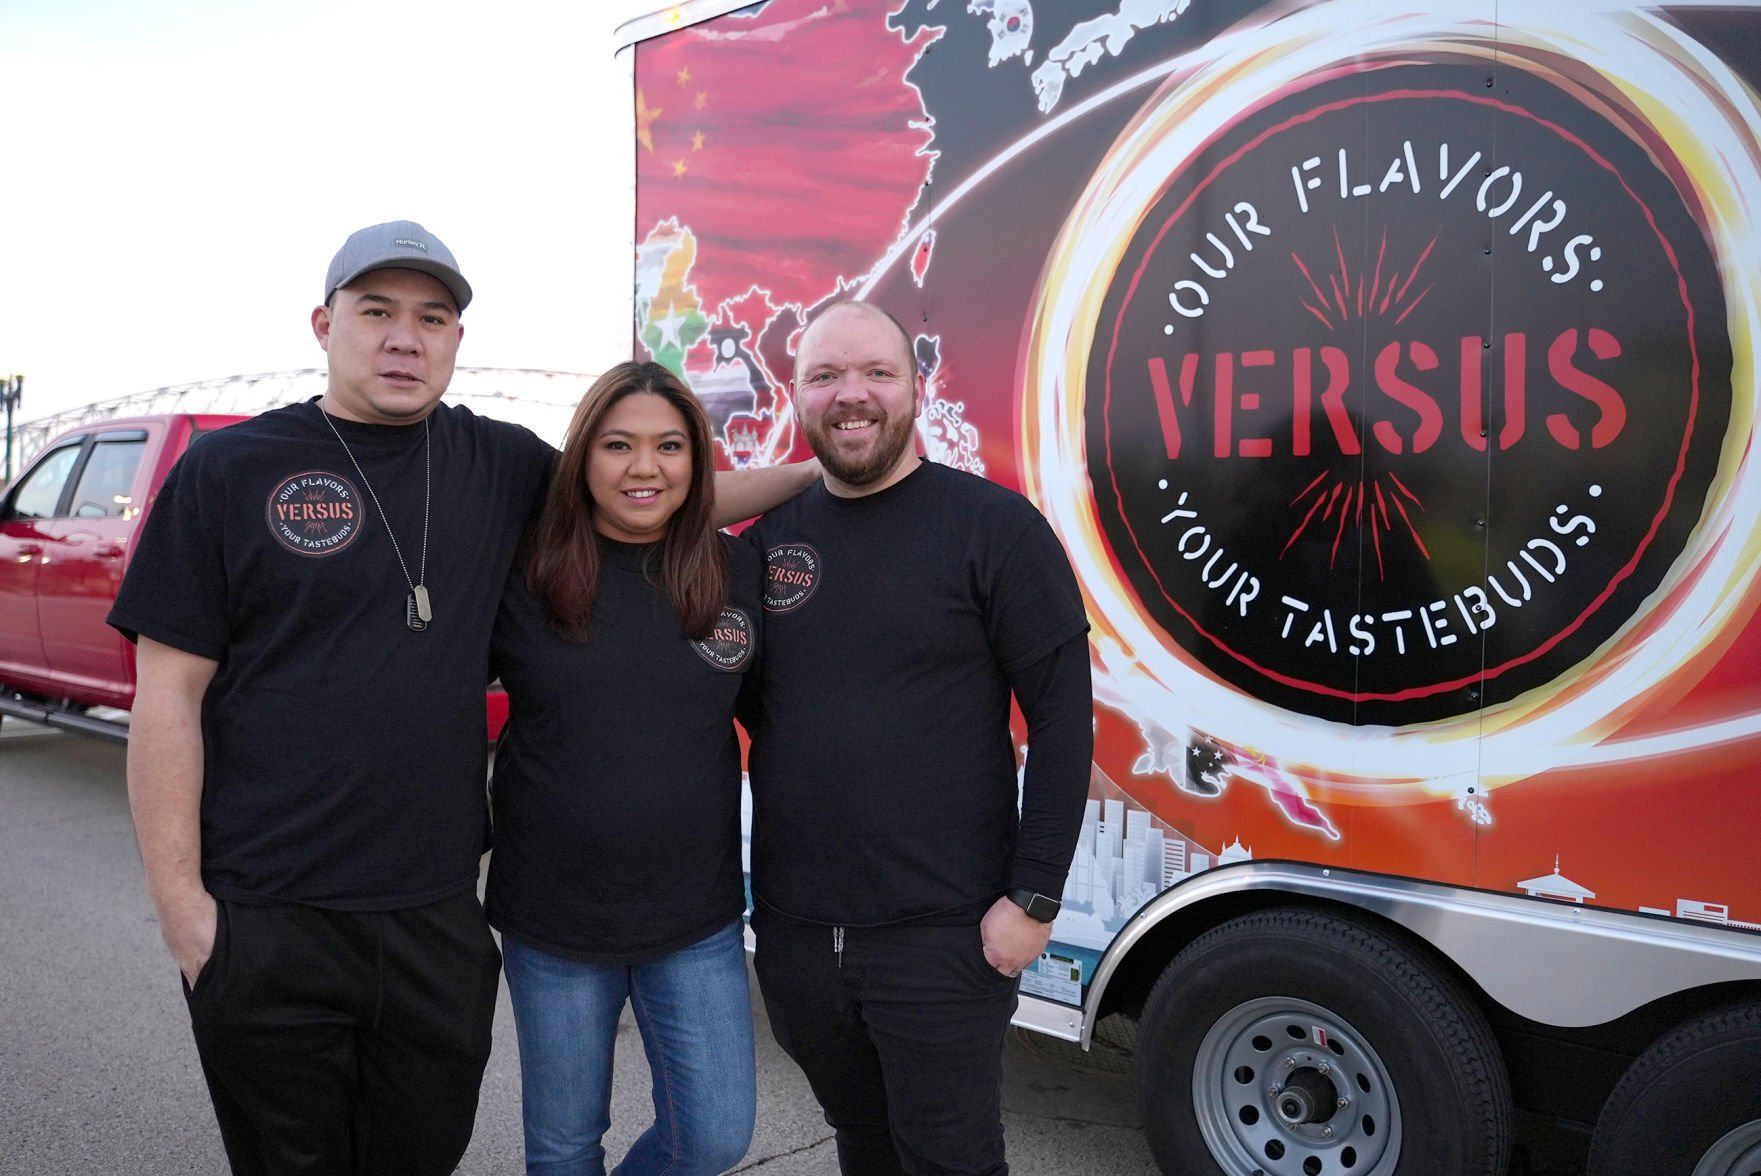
[1587, 1001, 1761, 1176]
[1135, 907, 1512, 1176]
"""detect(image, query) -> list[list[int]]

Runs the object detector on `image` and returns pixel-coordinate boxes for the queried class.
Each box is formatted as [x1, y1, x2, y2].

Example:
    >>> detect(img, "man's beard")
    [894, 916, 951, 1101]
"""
[804, 403, 917, 487]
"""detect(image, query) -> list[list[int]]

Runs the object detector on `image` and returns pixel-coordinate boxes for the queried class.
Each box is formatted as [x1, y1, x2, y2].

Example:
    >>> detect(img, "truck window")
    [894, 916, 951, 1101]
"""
[6, 443, 84, 521]
[68, 438, 147, 520]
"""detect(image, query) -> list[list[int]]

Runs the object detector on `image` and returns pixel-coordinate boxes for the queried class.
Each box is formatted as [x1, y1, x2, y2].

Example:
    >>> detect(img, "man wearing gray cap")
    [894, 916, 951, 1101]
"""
[108, 222, 813, 1173]
[106, 219, 539, 1174]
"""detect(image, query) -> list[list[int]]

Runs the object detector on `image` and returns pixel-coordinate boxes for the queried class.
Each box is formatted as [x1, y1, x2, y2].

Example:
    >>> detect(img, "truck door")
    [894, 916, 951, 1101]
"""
[38, 429, 151, 698]
[0, 439, 86, 690]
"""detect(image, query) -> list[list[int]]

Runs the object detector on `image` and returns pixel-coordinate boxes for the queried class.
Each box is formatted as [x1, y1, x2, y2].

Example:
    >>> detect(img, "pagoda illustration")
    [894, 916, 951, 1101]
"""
[1518, 856, 1597, 905]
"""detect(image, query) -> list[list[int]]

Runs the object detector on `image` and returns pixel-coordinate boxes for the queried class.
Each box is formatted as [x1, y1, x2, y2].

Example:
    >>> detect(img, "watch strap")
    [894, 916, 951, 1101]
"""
[1007, 888, 1060, 923]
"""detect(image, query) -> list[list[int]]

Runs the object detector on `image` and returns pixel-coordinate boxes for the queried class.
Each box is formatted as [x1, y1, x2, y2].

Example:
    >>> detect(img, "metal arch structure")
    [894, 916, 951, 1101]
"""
[13, 367, 596, 463]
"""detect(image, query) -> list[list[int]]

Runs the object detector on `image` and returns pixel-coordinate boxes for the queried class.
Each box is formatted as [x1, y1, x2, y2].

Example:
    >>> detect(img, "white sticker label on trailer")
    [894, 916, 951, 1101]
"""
[1019, 952, 1083, 1005]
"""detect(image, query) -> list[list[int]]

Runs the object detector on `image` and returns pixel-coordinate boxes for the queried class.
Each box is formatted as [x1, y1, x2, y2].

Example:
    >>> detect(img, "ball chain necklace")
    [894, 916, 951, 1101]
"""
[320, 404, 433, 632]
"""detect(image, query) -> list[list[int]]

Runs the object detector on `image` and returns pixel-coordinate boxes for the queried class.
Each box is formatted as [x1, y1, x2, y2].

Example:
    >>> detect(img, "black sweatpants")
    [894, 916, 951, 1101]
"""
[181, 889, 502, 1176]
[750, 908, 1020, 1176]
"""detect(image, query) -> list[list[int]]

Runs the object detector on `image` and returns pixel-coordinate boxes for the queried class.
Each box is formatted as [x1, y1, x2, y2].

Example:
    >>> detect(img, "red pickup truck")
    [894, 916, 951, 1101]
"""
[0, 414, 511, 741]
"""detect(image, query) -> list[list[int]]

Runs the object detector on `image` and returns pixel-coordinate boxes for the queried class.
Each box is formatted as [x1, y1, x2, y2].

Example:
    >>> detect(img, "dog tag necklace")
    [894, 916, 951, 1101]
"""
[322, 408, 433, 632]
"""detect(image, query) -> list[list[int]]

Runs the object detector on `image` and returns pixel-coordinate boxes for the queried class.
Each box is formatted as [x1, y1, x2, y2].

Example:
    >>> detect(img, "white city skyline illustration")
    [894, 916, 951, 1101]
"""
[1054, 783, 1250, 951]
[742, 776, 1758, 940]
[1519, 855, 1760, 930]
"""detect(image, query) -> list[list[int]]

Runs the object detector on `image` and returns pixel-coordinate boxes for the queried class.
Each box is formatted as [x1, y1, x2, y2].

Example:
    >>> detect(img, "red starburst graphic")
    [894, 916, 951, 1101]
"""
[301, 488, 330, 537]
[1282, 467, 1428, 580]
[1282, 227, 1440, 578]
[1291, 225, 1439, 332]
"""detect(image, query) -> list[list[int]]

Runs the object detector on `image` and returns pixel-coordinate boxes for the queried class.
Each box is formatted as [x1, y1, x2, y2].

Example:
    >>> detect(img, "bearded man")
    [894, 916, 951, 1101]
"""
[742, 300, 1094, 1175]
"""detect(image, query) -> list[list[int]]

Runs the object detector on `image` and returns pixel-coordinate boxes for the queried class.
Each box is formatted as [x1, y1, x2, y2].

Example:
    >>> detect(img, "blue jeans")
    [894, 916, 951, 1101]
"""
[503, 921, 756, 1175]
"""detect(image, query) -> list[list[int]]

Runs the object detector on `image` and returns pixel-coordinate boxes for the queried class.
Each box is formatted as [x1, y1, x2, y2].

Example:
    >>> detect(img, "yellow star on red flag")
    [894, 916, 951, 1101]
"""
[672, 159, 689, 178]
[677, 67, 692, 85]
[636, 89, 663, 154]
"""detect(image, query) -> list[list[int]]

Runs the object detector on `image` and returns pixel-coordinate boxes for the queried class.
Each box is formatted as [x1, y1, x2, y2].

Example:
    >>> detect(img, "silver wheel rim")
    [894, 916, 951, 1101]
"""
[1692, 1119, 1761, 1176]
[1192, 996, 1401, 1176]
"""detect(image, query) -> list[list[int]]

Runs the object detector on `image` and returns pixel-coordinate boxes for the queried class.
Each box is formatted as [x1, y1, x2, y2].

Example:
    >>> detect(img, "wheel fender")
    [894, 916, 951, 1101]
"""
[1080, 862, 1761, 1043]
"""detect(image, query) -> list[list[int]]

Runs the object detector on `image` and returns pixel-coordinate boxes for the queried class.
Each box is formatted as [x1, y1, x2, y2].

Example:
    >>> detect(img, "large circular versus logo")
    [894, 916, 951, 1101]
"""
[265, 471, 366, 557]
[1082, 61, 1731, 726]
[763, 543, 822, 613]
[692, 606, 756, 671]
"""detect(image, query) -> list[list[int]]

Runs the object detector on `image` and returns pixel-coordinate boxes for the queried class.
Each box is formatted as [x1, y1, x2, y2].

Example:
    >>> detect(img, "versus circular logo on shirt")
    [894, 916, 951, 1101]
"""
[692, 606, 755, 671]
[265, 471, 366, 557]
[763, 543, 822, 613]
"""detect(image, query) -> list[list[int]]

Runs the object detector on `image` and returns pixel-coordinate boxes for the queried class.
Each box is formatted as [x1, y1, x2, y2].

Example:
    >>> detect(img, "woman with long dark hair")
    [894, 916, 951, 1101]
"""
[487, 361, 766, 1174]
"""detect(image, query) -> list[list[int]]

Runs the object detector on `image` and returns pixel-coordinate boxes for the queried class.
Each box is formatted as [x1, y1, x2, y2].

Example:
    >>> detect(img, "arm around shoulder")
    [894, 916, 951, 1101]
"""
[713, 458, 821, 529]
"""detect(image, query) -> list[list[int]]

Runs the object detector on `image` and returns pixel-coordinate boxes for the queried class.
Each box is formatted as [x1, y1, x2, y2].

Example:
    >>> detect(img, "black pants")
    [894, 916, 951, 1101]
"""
[182, 890, 502, 1176]
[751, 908, 1019, 1176]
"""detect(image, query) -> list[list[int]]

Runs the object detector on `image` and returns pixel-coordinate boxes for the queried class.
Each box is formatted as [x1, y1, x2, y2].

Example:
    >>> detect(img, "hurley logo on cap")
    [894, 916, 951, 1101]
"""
[326, 220, 471, 311]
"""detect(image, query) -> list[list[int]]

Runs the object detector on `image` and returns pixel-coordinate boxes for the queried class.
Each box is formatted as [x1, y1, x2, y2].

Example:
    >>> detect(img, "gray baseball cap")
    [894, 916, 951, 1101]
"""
[324, 220, 472, 312]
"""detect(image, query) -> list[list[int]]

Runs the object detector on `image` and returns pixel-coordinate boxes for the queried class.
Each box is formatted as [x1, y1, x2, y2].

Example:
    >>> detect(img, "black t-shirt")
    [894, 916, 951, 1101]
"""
[485, 533, 762, 963]
[745, 459, 1090, 926]
[108, 399, 554, 910]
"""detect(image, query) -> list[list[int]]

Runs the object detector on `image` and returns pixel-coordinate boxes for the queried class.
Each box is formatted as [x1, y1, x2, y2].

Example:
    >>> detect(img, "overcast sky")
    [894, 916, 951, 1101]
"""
[1, 0, 667, 424]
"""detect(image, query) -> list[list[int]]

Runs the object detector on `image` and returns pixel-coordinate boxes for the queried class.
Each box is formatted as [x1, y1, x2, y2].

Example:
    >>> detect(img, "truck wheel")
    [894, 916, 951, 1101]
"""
[1135, 907, 1512, 1176]
[1587, 1001, 1761, 1176]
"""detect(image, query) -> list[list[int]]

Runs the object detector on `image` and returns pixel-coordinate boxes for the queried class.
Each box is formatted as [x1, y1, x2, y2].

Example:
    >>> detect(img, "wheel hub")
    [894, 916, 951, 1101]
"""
[1273, 1067, 1340, 1127]
[1193, 996, 1402, 1175]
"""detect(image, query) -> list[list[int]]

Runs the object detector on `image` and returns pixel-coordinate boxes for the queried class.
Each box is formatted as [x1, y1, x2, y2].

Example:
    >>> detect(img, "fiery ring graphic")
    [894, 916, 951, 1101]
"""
[1020, 4, 1761, 804]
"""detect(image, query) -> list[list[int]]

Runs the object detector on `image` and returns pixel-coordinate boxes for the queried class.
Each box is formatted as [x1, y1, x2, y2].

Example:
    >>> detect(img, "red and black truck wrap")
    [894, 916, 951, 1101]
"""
[621, 2, 1761, 1172]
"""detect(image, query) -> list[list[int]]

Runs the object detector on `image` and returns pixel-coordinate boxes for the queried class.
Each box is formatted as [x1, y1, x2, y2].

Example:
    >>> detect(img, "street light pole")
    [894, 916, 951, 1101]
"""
[1, 374, 23, 484]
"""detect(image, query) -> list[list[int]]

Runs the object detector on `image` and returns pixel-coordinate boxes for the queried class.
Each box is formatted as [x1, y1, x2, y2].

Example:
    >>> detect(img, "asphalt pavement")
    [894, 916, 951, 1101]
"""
[1, 720, 1586, 1174]
[0, 722, 1155, 1175]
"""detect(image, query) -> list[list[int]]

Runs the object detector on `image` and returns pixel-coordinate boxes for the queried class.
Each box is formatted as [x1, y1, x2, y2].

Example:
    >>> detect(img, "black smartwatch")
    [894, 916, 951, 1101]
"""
[1007, 888, 1061, 923]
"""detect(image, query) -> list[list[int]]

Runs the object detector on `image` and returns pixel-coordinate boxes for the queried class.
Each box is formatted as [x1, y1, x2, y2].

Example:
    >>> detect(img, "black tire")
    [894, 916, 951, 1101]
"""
[1135, 907, 1513, 1176]
[1588, 1001, 1761, 1176]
